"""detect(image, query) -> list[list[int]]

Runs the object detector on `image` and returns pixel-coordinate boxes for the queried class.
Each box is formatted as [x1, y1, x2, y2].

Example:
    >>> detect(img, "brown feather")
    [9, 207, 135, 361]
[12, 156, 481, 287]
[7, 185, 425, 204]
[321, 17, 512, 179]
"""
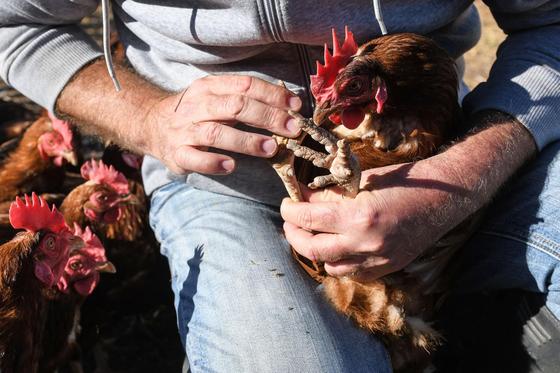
[0, 232, 55, 373]
[296, 33, 473, 372]
[0, 116, 65, 203]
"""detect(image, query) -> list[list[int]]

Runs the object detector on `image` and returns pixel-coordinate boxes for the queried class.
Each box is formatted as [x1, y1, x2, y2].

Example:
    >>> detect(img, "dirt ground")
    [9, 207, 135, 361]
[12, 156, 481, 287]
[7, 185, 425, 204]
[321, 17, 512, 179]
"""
[463, 1, 506, 88]
[0, 2, 507, 372]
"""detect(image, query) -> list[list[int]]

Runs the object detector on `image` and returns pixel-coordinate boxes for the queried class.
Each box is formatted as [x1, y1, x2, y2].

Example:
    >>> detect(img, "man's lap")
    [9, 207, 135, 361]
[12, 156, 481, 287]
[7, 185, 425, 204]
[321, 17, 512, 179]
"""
[149, 182, 390, 372]
[148, 140, 560, 371]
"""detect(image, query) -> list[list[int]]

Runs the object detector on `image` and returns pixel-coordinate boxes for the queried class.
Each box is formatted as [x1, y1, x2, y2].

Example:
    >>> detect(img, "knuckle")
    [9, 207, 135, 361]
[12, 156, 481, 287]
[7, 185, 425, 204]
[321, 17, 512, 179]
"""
[203, 122, 223, 146]
[363, 237, 385, 255]
[186, 121, 203, 143]
[355, 204, 380, 231]
[296, 209, 314, 230]
[224, 95, 246, 117]
[261, 107, 281, 130]
[233, 76, 253, 93]
[238, 133, 253, 154]
[307, 246, 322, 262]
[321, 207, 339, 228]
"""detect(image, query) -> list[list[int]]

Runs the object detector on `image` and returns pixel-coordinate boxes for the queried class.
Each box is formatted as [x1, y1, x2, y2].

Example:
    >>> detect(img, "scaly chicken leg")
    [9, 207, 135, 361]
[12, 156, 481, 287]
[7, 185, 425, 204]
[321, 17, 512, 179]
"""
[285, 111, 360, 197]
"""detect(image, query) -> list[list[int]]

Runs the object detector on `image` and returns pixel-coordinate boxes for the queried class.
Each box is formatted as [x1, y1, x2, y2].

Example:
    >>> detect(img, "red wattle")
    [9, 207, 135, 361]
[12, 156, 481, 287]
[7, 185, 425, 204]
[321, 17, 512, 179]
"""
[329, 112, 342, 124]
[74, 275, 99, 296]
[341, 107, 365, 129]
[103, 207, 120, 224]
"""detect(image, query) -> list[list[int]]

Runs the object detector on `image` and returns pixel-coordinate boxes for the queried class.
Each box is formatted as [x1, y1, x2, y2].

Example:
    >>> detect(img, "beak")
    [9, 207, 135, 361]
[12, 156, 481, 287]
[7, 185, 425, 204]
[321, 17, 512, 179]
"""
[122, 193, 140, 206]
[62, 150, 78, 166]
[96, 261, 117, 274]
[313, 101, 342, 126]
[68, 235, 85, 253]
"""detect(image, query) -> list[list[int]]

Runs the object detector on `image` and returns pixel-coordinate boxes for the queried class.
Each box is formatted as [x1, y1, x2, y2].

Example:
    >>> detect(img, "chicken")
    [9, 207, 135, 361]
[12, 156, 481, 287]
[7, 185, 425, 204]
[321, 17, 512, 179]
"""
[102, 145, 146, 241]
[0, 112, 78, 205]
[40, 225, 115, 372]
[272, 29, 469, 372]
[0, 194, 83, 373]
[59, 159, 133, 235]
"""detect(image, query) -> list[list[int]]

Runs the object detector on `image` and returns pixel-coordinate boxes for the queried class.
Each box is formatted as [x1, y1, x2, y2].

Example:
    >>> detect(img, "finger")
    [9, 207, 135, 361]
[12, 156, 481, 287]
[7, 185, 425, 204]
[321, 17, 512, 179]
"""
[323, 258, 365, 277]
[323, 253, 392, 278]
[189, 121, 278, 158]
[350, 265, 395, 283]
[172, 144, 235, 175]
[280, 198, 345, 233]
[194, 75, 302, 111]
[283, 221, 352, 262]
[190, 94, 300, 137]
[301, 183, 346, 203]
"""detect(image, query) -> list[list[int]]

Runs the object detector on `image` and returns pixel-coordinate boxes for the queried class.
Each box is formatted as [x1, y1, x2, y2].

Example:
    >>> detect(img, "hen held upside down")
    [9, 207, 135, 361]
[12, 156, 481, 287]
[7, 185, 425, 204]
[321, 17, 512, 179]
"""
[272, 28, 473, 372]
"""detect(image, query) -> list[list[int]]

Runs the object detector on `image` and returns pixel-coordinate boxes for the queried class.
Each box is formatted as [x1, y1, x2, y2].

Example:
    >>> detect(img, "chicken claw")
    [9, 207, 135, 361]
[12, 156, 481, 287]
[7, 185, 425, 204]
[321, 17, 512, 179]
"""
[286, 111, 361, 197]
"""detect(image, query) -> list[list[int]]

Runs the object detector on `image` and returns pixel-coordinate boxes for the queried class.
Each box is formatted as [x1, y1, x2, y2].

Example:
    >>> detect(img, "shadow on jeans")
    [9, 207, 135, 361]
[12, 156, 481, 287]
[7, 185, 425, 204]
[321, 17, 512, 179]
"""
[434, 141, 560, 373]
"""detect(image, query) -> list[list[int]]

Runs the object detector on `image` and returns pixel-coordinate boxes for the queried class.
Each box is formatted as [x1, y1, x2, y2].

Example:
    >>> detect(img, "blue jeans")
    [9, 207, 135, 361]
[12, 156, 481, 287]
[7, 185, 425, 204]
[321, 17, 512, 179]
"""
[149, 140, 560, 372]
[453, 141, 560, 319]
[149, 183, 391, 372]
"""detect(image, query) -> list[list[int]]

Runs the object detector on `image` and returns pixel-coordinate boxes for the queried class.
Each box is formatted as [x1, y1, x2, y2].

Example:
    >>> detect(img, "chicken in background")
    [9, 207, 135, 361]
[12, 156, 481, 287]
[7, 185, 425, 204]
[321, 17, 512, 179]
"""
[59, 159, 134, 235]
[102, 145, 146, 241]
[0, 112, 78, 208]
[0, 194, 83, 373]
[273, 28, 470, 372]
[40, 225, 115, 372]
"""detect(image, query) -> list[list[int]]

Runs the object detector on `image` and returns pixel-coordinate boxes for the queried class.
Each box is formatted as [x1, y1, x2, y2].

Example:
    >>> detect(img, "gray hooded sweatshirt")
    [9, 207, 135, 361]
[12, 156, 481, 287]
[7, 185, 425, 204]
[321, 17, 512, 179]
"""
[1, 0, 559, 206]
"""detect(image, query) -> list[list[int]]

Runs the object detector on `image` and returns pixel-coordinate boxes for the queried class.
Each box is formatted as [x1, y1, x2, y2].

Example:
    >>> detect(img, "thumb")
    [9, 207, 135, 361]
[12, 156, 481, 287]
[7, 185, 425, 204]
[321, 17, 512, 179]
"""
[301, 183, 345, 203]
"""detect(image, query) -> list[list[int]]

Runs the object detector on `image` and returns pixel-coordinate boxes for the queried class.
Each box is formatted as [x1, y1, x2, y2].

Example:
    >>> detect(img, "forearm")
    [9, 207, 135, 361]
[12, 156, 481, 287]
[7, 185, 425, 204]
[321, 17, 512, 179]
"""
[56, 59, 169, 156]
[416, 111, 537, 230]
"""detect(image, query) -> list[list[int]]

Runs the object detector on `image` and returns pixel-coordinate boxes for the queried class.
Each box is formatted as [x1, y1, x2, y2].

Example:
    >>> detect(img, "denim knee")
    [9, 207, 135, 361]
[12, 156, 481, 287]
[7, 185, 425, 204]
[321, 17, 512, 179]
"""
[149, 182, 391, 373]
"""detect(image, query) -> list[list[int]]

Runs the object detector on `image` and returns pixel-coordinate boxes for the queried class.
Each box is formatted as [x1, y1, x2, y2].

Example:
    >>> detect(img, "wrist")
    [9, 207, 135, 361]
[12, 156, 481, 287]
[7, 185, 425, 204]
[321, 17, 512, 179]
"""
[424, 110, 536, 214]
[56, 59, 170, 156]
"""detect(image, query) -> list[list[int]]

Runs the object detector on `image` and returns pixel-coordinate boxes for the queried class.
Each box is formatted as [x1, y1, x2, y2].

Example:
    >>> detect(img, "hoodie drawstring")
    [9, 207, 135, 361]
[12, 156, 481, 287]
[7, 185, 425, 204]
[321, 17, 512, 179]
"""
[101, 0, 384, 91]
[101, 0, 121, 92]
[373, 0, 388, 35]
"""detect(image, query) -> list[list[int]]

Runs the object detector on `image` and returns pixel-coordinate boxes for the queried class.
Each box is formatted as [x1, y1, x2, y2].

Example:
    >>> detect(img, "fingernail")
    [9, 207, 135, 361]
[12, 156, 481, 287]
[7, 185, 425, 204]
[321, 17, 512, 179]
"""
[289, 96, 302, 110]
[220, 159, 235, 173]
[262, 139, 277, 155]
[286, 118, 300, 134]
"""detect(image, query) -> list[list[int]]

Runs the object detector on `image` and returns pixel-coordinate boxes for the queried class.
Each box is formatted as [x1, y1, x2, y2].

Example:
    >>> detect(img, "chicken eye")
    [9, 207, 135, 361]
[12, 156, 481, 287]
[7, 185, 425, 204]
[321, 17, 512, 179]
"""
[44, 236, 56, 250]
[344, 79, 364, 96]
[70, 261, 83, 270]
[97, 194, 108, 202]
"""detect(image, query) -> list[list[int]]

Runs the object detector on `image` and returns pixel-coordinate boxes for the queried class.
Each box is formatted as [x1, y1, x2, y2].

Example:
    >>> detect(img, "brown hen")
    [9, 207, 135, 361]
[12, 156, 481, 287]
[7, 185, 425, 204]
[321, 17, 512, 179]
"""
[0, 112, 78, 207]
[273, 29, 473, 372]
[0, 194, 83, 373]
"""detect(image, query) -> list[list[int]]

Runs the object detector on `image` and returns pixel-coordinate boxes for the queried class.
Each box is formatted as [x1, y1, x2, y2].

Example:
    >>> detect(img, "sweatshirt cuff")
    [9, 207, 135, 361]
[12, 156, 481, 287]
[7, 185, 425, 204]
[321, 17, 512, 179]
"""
[3, 25, 103, 113]
[463, 61, 560, 151]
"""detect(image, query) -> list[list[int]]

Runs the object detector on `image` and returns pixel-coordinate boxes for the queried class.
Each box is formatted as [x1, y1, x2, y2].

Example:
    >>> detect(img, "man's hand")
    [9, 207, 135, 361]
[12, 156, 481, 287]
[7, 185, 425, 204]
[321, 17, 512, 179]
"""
[281, 112, 537, 281]
[57, 60, 302, 174]
[145, 75, 302, 175]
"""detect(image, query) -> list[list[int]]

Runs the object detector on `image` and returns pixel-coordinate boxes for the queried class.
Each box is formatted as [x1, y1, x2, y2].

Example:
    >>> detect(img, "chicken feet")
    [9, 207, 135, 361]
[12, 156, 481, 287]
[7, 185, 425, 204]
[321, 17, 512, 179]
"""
[285, 111, 361, 197]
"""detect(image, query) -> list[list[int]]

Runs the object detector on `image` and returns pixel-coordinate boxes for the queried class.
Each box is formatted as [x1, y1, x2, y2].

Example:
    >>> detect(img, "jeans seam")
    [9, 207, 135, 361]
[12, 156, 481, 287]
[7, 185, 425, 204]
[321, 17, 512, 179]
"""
[478, 230, 560, 261]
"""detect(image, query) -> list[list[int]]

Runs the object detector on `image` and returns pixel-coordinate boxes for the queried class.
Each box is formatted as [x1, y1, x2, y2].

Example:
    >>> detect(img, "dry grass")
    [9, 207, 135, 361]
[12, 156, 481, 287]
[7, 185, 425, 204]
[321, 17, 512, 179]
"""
[463, 1, 506, 89]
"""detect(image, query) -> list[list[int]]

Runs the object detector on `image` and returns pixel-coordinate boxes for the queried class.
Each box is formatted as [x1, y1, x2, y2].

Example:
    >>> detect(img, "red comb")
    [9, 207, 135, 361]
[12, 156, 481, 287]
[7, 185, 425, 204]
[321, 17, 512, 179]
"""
[80, 159, 130, 195]
[73, 224, 107, 261]
[9, 193, 68, 234]
[48, 112, 74, 149]
[310, 26, 358, 104]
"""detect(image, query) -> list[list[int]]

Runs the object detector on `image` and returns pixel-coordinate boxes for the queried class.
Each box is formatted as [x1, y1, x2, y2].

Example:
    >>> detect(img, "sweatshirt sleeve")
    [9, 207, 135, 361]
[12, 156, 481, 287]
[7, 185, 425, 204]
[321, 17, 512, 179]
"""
[0, 0, 103, 112]
[462, 1, 560, 151]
